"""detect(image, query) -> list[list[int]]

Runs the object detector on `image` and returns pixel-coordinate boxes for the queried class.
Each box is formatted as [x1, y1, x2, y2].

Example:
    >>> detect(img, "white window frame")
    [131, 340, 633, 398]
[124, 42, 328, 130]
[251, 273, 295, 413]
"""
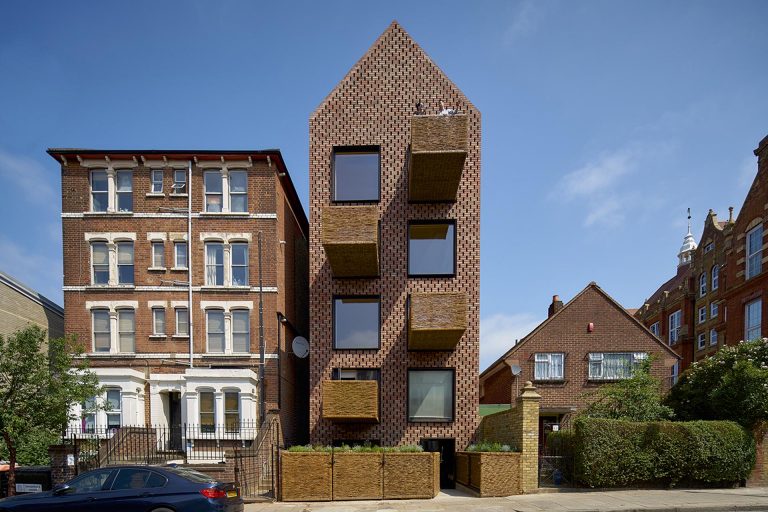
[105, 388, 122, 430]
[533, 353, 564, 381]
[91, 242, 110, 285]
[699, 272, 707, 297]
[588, 352, 647, 380]
[747, 225, 763, 279]
[152, 307, 166, 336]
[710, 329, 718, 346]
[117, 308, 135, 353]
[711, 302, 718, 318]
[224, 390, 241, 433]
[115, 169, 133, 212]
[745, 298, 762, 341]
[668, 310, 681, 345]
[697, 332, 706, 350]
[712, 265, 719, 290]
[92, 309, 111, 353]
[698, 306, 706, 324]
[206, 309, 226, 353]
[205, 242, 224, 286]
[172, 169, 187, 195]
[90, 170, 109, 212]
[150, 169, 164, 194]
[151, 241, 165, 269]
[231, 309, 250, 353]
[649, 322, 660, 336]
[704, 242, 714, 253]
[200, 302, 254, 354]
[199, 390, 215, 433]
[231, 243, 249, 286]
[228, 169, 248, 213]
[174, 241, 188, 269]
[204, 170, 223, 213]
[117, 242, 134, 285]
[175, 307, 189, 337]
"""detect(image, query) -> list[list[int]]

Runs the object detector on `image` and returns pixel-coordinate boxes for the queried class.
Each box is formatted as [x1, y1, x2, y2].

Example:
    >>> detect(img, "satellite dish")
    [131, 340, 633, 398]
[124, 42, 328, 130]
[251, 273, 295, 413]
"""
[510, 364, 522, 376]
[291, 336, 309, 358]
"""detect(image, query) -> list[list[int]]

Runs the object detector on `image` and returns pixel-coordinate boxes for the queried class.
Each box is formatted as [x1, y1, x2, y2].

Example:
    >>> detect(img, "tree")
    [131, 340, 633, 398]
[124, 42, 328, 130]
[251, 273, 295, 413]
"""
[666, 338, 768, 430]
[0, 326, 101, 497]
[580, 359, 674, 422]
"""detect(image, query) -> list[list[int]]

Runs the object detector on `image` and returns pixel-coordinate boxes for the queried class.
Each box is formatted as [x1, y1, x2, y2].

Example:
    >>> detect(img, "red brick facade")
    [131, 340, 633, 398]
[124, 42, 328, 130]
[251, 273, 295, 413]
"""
[308, 22, 481, 450]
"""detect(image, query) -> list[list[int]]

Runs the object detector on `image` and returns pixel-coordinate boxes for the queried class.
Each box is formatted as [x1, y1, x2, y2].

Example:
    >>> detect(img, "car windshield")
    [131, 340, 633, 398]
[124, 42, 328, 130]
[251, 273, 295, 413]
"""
[164, 466, 217, 483]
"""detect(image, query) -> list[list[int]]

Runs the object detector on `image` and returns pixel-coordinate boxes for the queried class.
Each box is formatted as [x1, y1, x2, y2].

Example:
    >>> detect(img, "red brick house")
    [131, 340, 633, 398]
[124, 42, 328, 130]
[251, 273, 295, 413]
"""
[480, 283, 679, 442]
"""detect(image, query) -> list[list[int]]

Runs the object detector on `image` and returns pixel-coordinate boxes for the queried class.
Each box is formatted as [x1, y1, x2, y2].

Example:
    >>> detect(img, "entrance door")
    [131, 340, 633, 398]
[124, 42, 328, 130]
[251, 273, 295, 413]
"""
[420, 438, 455, 489]
[539, 415, 560, 452]
[168, 392, 182, 451]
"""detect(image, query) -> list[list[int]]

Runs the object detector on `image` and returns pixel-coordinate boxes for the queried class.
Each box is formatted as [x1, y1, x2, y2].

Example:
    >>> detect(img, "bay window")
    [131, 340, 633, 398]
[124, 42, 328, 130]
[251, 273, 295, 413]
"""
[199, 391, 215, 433]
[225, 392, 240, 433]
[105, 388, 122, 430]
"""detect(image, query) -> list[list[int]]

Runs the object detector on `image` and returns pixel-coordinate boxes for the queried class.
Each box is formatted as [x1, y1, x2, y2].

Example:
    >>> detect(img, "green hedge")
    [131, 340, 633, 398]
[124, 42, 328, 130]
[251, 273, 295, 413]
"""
[575, 418, 755, 488]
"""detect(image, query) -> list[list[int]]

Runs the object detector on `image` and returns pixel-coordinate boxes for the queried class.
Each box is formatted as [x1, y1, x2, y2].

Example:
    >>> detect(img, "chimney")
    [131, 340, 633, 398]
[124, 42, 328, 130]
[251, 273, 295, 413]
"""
[728, 206, 734, 223]
[548, 295, 563, 318]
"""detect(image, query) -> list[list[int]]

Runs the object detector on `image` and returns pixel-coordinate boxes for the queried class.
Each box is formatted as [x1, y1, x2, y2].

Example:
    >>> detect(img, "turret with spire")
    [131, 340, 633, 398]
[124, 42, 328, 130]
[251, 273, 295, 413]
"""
[678, 207, 697, 267]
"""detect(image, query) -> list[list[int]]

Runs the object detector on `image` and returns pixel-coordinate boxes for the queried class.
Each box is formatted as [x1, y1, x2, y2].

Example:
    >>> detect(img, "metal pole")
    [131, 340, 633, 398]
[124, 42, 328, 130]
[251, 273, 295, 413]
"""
[188, 160, 193, 369]
[257, 232, 266, 424]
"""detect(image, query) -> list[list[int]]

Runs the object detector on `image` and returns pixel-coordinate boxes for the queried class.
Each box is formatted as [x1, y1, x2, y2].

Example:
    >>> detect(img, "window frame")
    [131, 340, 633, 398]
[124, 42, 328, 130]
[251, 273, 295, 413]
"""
[228, 169, 248, 213]
[115, 169, 133, 212]
[699, 272, 707, 297]
[668, 310, 681, 345]
[588, 352, 647, 381]
[116, 241, 134, 285]
[90, 169, 109, 212]
[533, 352, 565, 381]
[710, 328, 718, 346]
[117, 308, 135, 353]
[174, 241, 188, 269]
[231, 309, 250, 353]
[175, 307, 189, 337]
[151, 241, 165, 269]
[331, 145, 381, 203]
[407, 220, 457, 278]
[204, 242, 224, 286]
[649, 322, 660, 337]
[172, 169, 187, 194]
[746, 224, 763, 279]
[697, 332, 706, 350]
[105, 388, 122, 430]
[712, 264, 719, 290]
[332, 295, 381, 350]
[407, 368, 455, 423]
[698, 306, 706, 324]
[711, 302, 719, 318]
[198, 389, 215, 433]
[230, 242, 249, 286]
[92, 308, 111, 353]
[152, 307, 166, 336]
[224, 390, 240, 433]
[91, 241, 110, 285]
[745, 298, 762, 341]
[204, 170, 224, 213]
[150, 169, 164, 194]
[205, 308, 226, 353]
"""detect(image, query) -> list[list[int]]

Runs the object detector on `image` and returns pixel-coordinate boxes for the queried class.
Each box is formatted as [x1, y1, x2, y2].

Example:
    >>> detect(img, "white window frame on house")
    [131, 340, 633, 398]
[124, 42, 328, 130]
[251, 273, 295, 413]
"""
[81, 158, 139, 213]
[649, 322, 660, 337]
[117, 242, 134, 285]
[711, 302, 719, 318]
[172, 169, 187, 195]
[174, 306, 189, 337]
[105, 388, 122, 430]
[200, 234, 252, 288]
[697, 332, 706, 350]
[81, 396, 97, 434]
[85, 233, 137, 287]
[745, 298, 762, 341]
[200, 301, 254, 355]
[174, 241, 188, 270]
[712, 265, 719, 290]
[668, 310, 681, 345]
[152, 307, 166, 336]
[206, 309, 226, 354]
[91, 170, 109, 212]
[204, 170, 224, 212]
[704, 242, 714, 253]
[231, 243, 248, 286]
[231, 309, 250, 353]
[699, 272, 707, 297]
[228, 169, 248, 213]
[115, 170, 133, 212]
[91, 242, 110, 285]
[117, 308, 135, 353]
[747, 224, 763, 279]
[533, 353, 564, 381]
[588, 352, 647, 381]
[151, 241, 165, 269]
[224, 390, 241, 433]
[92, 309, 111, 353]
[150, 169, 164, 194]
[698, 306, 706, 324]
[710, 329, 718, 346]
[198, 163, 252, 214]
[199, 389, 215, 433]
[205, 242, 224, 286]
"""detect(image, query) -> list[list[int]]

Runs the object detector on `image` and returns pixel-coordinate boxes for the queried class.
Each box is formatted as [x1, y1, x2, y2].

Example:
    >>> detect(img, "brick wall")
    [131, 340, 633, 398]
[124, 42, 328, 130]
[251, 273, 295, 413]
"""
[0, 278, 63, 340]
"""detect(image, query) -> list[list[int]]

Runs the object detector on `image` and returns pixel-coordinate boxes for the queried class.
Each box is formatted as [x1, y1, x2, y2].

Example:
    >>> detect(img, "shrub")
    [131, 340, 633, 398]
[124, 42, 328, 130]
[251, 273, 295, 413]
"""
[574, 417, 755, 488]
[465, 441, 518, 452]
[287, 444, 425, 453]
[286, 445, 333, 452]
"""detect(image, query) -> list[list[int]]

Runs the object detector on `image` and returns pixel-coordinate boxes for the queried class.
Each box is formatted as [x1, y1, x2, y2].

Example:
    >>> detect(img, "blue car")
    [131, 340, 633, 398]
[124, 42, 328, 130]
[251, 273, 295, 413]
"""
[0, 465, 243, 512]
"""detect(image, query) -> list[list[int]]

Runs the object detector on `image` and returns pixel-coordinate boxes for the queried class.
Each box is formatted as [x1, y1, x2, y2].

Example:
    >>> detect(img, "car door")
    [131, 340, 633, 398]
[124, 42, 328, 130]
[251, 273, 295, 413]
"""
[45, 468, 116, 512]
[89, 468, 168, 512]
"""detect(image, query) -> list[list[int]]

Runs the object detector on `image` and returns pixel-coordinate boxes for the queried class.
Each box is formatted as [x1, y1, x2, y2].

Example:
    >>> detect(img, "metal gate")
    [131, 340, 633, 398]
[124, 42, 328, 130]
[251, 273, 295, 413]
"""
[538, 426, 574, 487]
[234, 415, 280, 501]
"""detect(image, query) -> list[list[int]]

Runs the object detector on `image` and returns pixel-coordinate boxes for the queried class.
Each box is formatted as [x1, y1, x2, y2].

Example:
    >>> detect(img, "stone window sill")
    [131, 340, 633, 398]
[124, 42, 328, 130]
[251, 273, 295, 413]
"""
[200, 285, 250, 291]
[169, 193, 188, 197]
[171, 267, 189, 272]
[172, 334, 190, 339]
[84, 211, 134, 217]
[198, 212, 250, 217]
[149, 335, 167, 340]
[145, 193, 165, 197]
[147, 267, 167, 272]
[86, 285, 135, 290]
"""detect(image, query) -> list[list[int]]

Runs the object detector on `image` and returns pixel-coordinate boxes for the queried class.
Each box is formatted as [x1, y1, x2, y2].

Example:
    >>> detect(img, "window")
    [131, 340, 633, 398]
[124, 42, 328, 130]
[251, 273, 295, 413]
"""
[649, 322, 660, 336]
[117, 242, 134, 285]
[704, 242, 714, 253]
[333, 148, 380, 202]
[711, 302, 719, 318]
[699, 272, 707, 297]
[229, 170, 247, 212]
[112, 469, 166, 490]
[91, 170, 108, 212]
[151, 169, 163, 193]
[92, 309, 111, 352]
[173, 169, 187, 194]
[408, 222, 456, 276]
[747, 225, 763, 279]
[151, 241, 165, 268]
[698, 306, 706, 324]
[91, 242, 109, 284]
[199, 391, 215, 433]
[668, 310, 681, 345]
[745, 298, 762, 341]
[231, 243, 248, 286]
[697, 332, 706, 350]
[205, 243, 224, 285]
[332, 368, 380, 381]
[65, 469, 113, 494]
[204, 171, 223, 212]
[225, 392, 240, 433]
[534, 353, 564, 381]
[174, 241, 188, 269]
[105, 388, 121, 429]
[712, 265, 719, 290]
[117, 309, 135, 352]
[588, 352, 647, 380]
[232, 310, 249, 353]
[115, 170, 133, 212]
[671, 362, 679, 386]
[82, 396, 96, 434]
[408, 369, 454, 422]
[152, 307, 165, 336]
[710, 329, 718, 346]
[333, 297, 380, 349]
[206, 309, 225, 353]
[175, 307, 189, 336]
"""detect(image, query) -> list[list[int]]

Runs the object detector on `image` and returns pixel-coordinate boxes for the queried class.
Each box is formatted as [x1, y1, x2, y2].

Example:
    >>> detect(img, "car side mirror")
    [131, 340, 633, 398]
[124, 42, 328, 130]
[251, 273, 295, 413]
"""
[53, 484, 71, 495]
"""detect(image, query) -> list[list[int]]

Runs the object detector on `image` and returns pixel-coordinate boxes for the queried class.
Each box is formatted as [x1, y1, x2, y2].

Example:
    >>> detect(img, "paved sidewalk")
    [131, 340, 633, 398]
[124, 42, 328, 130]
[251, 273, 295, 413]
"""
[245, 487, 768, 512]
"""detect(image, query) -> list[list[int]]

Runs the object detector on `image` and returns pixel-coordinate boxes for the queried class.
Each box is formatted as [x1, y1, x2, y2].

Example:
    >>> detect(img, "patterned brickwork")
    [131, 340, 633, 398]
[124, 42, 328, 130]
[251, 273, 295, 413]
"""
[308, 22, 480, 449]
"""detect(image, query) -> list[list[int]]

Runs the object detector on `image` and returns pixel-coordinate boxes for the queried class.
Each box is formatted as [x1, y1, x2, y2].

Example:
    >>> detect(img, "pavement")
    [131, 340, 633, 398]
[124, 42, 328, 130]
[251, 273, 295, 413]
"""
[245, 486, 768, 512]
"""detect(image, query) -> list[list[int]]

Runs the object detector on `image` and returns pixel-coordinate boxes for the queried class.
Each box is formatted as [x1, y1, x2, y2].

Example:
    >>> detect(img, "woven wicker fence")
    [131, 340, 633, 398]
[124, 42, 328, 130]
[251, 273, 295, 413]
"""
[409, 292, 468, 350]
[280, 452, 332, 501]
[321, 205, 378, 277]
[455, 452, 522, 497]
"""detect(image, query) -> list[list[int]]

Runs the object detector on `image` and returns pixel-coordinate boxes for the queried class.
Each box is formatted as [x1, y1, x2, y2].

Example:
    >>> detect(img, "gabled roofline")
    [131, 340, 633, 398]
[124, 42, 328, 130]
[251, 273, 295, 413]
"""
[0, 271, 63, 317]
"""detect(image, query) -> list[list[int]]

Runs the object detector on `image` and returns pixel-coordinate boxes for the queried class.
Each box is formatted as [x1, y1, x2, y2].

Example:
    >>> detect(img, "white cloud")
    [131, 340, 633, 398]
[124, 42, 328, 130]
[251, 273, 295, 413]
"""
[556, 150, 636, 199]
[480, 312, 541, 371]
[503, 0, 539, 45]
[0, 149, 57, 206]
[0, 235, 62, 304]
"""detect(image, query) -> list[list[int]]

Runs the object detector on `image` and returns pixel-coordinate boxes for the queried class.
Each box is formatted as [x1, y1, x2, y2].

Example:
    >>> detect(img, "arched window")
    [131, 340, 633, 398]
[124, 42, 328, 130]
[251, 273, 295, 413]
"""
[699, 272, 707, 297]
[711, 264, 719, 290]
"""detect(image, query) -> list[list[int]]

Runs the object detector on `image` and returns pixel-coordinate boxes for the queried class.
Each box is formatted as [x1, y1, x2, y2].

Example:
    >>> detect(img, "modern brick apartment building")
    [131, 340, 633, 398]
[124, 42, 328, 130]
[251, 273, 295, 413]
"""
[0, 270, 64, 340]
[480, 283, 679, 447]
[308, 22, 480, 486]
[50, 148, 309, 445]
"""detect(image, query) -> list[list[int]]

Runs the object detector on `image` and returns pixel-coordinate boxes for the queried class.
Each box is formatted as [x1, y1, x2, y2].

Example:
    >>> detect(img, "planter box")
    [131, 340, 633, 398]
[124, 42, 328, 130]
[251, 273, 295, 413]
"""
[382, 452, 440, 499]
[408, 292, 468, 350]
[333, 452, 383, 500]
[280, 451, 332, 501]
[456, 452, 522, 497]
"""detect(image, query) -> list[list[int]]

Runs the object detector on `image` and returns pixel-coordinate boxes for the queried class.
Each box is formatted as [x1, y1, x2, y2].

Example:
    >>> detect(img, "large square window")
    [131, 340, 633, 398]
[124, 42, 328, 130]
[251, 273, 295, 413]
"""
[534, 353, 564, 380]
[334, 297, 380, 349]
[333, 148, 380, 202]
[408, 369, 454, 422]
[408, 222, 456, 276]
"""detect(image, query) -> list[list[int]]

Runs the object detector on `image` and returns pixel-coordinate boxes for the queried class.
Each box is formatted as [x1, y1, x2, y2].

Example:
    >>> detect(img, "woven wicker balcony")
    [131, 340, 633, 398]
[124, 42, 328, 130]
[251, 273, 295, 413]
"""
[322, 380, 379, 422]
[408, 292, 468, 350]
[321, 206, 379, 278]
[409, 114, 468, 202]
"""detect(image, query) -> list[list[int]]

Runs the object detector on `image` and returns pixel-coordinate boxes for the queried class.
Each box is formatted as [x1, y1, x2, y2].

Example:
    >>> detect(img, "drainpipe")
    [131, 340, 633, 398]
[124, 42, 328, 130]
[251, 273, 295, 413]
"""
[258, 232, 266, 424]
[188, 160, 194, 369]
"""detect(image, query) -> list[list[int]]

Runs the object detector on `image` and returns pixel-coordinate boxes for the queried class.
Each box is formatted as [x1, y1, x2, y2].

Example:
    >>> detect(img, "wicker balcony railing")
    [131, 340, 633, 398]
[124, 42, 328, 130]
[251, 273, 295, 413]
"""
[409, 114, 468, 202]
[322, 380, 379, 422]
[321, 205, 379, 278]
[408, 292, 468, 350]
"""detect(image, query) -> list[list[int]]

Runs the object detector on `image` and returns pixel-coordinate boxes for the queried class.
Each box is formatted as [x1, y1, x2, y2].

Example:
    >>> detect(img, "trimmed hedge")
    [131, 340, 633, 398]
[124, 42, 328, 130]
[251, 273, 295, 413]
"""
[575, 418, 755, 488]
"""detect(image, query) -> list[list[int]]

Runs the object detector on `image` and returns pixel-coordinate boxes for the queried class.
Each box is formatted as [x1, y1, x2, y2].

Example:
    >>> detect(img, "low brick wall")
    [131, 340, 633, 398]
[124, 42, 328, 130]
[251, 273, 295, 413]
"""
[456, 452, 522, 497]
[749, 430, 768, 486]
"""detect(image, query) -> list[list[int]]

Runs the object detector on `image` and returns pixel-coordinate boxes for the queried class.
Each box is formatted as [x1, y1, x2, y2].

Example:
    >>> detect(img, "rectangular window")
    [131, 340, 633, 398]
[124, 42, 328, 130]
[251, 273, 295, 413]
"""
[174, 241, 188, 268]
[332, 368, 380, 381]
[82, 396, 96, 433]
[671, 362, 679, 386]
[204, 171, 223, 212]
[206, 310, 225, 353]
[534, 353, 564, 381]
[408, 369, 454, 422]
[173, 169, 187, 194]
[668, 310, 681, 345]
[704, 242, 714, 253]
[333, 148, 380, 202]
[92, 309, 111, 352]
[697, 332, 706, 350]
[710, 329, 718, 346]
[229, 170, 247, 212]
[225, 392, 240, 433]
[117, 309, 135, 353]
[408, 221, 456, 276]
[152, 307, 165, 336]
[117, 242, 134, 285]
[175, 307, 189, 336]
[747, 225, 763, 279]
[91, 242, 109, 285]
[151, 241, 165, 268]
[712, 265, 719, 290]
[91, 170, 108, 212]
[232, 310, 250, 353]
[649, 322, 660, 336]
[588, 352, 646, 380]
[116, 170, 133, 212]
[333, 297, 380, 349]
[745, 298, 762, 341]
[699, 273, 707, 297]
[205, 243, 224, 286]
[231, 243, 248, 286]
[698, 306, 706, 324]
[106, 389, 121, 430]
[711, 302, 719, 318]
[151, 169, 163, 193]
[199, 391, 215, 433]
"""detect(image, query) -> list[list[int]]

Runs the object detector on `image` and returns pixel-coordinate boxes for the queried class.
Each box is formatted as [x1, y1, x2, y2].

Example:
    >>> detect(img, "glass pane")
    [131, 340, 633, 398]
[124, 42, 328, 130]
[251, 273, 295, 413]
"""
[232, 310, 249, 332]
[118, 265, 134, 284]
[229, 170, 247, 192]
[112, 469, 151, 490]
[175, 243, 187, 267]
[92, 192, 108, 212]
[225, 392, 239, 412]
[118, 310, 135, 332]
[230, 195, 247, 212]
[91, 170, 108, 191]
[408, 223, 455, 275]
[106, 389, 121, 410]
[94, 333, 111, 352]
[207, 310, 224, 331]
[233, 333, 248, 353]
[200, 392, 214, 413]
[208, 334, 224, 353]
[107, 413, 121, 429]
[153, 309, 165, 334]
[69, 469, 112, 494]
[117, 243, 133, 263]
[176, 309, 189, 335]
[153, 243, 165, 267]
[92, 243, 108, 264]
[408, 370, 453, 421]
[206, 194, 222, 212]
[116, 171, 132, 191]
[333, 151, 379, 201]
[231, 244, 247, 265]
[232, 267, 247, 286]
[119, 333, 134, 352]
[151, 170, 163, 192]
[334, 298, 379, 349]
[93, 310, 110, 331]
[204, 171, 222, 193]
[117, 192, 132, 212]
[146, 472, 167, 488]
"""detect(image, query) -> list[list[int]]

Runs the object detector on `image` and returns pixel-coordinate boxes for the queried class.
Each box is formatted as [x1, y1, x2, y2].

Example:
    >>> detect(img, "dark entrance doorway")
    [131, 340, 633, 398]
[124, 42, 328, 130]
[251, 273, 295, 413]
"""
[169, 392, 182, 451]
[420, 438, 455, 489]
[539, 415, 561, 452]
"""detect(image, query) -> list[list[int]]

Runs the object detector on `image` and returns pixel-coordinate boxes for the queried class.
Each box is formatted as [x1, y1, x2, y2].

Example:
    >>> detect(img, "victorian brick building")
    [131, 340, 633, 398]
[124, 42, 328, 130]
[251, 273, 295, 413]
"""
[50, 148, 309, 445]
[308, 21, 480, 486]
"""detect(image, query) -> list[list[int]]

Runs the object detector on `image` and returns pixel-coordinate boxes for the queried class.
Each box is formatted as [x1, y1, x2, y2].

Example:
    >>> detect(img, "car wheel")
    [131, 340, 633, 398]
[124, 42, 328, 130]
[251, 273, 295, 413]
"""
[150, 508, 175, 512]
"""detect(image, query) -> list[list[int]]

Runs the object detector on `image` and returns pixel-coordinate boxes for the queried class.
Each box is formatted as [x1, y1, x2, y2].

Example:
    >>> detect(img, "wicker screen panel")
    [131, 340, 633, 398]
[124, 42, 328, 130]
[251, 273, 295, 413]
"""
[409, 292, 468, 350]
[321, 205, 379, 277]
[280, 452, 333, 501]
[321, 380, 379, 422]
[332, 453, 384, 500]
[409, 115, 468, 202]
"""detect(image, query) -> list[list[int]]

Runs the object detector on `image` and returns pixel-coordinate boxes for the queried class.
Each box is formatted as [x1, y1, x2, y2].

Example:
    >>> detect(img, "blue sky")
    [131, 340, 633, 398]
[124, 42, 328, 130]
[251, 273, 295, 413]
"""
[1, 1, 766, 370]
